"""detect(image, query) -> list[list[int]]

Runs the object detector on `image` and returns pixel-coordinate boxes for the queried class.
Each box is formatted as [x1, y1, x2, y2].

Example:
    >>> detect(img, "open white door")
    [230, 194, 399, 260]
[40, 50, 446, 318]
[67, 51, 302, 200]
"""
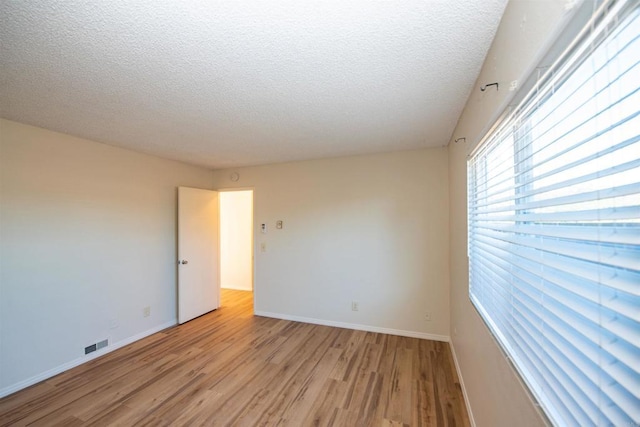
[178, 187, 219, 324]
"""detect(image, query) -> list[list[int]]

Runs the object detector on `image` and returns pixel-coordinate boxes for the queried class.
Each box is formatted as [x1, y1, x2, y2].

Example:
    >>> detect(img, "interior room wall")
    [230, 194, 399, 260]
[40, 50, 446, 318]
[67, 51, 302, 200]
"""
[220, 190, 253, 291]
[447, 1, 579, 426]
[212, 148, 450, 340]
[0, 119, 214, 396]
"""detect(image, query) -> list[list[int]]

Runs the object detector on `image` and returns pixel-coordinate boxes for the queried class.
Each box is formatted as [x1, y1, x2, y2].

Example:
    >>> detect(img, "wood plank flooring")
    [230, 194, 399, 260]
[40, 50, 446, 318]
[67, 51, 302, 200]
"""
[0, 290, 470, 426]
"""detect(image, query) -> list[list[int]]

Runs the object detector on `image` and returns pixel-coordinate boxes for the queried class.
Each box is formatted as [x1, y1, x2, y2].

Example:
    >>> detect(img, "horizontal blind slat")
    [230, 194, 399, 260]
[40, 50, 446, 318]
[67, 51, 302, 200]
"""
[474, 222, 640, 245]
[472, 205, 640, 222]
[471, 228, 639, 270]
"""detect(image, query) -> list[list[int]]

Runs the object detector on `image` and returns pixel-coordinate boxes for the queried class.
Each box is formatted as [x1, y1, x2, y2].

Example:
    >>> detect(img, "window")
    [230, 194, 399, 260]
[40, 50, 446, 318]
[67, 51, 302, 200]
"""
[467, 1, 639, 425]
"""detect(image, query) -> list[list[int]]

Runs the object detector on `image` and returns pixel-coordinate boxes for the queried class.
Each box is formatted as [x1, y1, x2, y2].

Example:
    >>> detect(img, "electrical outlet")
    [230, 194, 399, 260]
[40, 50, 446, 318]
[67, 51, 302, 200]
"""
[425, 311, 432, 321]
[143, 306, 151, 317]
[351, 301, 359, 311]
[109, 318, 119, 329]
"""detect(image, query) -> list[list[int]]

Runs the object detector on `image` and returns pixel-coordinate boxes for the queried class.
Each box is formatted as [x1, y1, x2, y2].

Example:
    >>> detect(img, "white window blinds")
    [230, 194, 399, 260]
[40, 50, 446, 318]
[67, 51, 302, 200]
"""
[467, 1, 639, 425]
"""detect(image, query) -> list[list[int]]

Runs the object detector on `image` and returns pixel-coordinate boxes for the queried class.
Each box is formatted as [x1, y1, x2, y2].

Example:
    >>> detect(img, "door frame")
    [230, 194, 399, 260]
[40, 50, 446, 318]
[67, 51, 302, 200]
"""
[217, 187, 256, 310]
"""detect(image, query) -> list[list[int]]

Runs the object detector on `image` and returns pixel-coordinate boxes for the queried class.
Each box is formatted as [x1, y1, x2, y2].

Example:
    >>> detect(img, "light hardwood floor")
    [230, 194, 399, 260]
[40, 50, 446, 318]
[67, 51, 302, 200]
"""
[0, 289, 470, 426]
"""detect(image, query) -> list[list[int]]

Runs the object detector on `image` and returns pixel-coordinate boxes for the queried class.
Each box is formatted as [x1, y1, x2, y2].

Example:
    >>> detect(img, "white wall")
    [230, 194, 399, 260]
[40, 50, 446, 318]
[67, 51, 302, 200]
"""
[448, 1, 580, 426]
[213, 148, 450, 340]
[220, 190, 253, 291]
[0, 119, 213, 395]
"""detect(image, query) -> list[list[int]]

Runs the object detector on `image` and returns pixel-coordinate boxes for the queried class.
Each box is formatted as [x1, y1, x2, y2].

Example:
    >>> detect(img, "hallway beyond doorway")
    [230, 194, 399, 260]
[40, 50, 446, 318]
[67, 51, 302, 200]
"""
[219, 190, 254, 292]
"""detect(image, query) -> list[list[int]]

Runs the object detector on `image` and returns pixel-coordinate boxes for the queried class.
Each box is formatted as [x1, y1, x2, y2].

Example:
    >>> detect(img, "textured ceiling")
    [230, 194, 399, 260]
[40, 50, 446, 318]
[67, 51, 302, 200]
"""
[0, 0, 507, 169]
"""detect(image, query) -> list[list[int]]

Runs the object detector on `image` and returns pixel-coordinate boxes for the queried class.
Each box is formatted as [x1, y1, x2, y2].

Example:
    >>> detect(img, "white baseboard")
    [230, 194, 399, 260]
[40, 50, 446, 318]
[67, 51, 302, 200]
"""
[449, 340, 476, 427]
[254, 310, 450, 342]
[0, 319, 177, 399]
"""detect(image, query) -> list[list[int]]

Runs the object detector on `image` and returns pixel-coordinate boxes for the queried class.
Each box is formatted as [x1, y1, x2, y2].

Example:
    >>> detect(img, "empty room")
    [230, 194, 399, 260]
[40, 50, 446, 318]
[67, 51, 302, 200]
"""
[1, 0, 638, 426]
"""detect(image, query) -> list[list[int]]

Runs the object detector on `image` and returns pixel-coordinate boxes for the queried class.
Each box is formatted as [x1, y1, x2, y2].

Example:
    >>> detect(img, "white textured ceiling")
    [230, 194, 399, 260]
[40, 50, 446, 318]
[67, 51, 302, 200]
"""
[1, 0, 507, 169]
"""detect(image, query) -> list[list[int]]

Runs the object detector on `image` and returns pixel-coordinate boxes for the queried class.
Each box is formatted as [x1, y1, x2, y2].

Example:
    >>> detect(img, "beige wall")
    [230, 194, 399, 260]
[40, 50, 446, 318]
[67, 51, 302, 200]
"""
[0, 119, 213, 395]
[220, 190, 254, 291]
[213, 148, 450, 339]
[448, 1, 579, 426]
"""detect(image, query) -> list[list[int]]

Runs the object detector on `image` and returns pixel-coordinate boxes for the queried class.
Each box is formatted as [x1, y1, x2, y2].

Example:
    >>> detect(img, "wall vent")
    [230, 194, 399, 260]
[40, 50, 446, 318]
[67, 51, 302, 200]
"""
[85, 338, 108, 355]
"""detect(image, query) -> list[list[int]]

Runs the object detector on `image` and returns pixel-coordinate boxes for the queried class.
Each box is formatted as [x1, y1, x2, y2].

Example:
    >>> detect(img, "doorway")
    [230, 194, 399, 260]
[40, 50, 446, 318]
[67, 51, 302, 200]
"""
[219, 190, 254, 311]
